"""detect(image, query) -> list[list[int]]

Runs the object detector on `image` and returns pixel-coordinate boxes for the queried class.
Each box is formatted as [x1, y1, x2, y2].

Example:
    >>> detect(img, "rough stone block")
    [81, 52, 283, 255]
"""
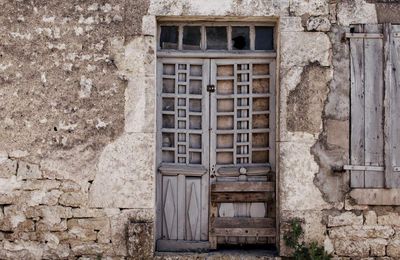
[70, 241, 113, 256]
[290, 0, 329, 16]
[280, 16, 304, 32]
[60, 180, 81, 192]
[387, 240, 400, 257]
[36, 219, 67, 232]
[9, 150, 29, 159]
[67, 218, 111, 243]
[334, 239, 370, 257]
[89, 133, 155, 209]
[72, 208, 107, 218]
[364, 211, 377, 226]
[42, 243, 71, 259]
[281, 32, 331, 69]
[0, 159, 17, 178]
[25, 206, 72, 219]
[20, 180, 60, 191]
[328, 212, 363, 227]
[26, 190, 62, 206]
[329, 225, 394, 239]
[17, 161, 42, 180]
[370, 238, 388, 257]
[59, 192, 87, 207]
[142, 15, 156, 36]
[127, 221, 153, 259]
[337, 0, 378, 26]
[378, 212, 400, 226]
[307, 16, 331, 32]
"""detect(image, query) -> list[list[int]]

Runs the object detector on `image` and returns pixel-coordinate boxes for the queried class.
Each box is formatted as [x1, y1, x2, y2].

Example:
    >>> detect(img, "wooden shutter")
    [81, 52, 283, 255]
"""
[385, 24, 400, 187]
[349, 25, 385, 188]
[349, 24, 400, 188]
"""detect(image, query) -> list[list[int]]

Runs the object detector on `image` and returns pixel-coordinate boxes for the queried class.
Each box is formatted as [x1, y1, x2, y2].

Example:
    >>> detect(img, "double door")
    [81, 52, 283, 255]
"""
[156, 58, 276, 251]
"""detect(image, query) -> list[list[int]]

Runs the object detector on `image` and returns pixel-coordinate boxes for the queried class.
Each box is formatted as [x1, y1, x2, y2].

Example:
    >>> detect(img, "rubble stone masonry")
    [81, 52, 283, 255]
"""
[1, 0, 399, 259]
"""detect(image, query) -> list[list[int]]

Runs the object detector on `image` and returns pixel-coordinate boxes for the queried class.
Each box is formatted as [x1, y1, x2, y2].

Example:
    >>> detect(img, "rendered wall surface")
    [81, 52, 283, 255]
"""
[1, 0, 399, 259]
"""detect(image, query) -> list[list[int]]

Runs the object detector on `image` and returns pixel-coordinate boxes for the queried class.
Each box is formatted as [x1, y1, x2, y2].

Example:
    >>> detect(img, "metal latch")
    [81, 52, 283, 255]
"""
[207, 84, 215, 93]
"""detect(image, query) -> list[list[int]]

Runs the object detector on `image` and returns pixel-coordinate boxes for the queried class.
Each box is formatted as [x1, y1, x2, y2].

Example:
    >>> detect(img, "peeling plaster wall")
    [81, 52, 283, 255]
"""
[1, 0, 400, 258]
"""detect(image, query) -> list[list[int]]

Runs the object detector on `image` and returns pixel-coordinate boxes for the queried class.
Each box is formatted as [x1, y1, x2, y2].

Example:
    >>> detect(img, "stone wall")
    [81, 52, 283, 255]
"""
[0, 0, 153, 258]
[1, 0, 399, 259]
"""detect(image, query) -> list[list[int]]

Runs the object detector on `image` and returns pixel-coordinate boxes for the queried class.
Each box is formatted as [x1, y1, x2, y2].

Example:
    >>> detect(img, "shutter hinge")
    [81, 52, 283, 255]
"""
[343, 165, 384, 171]
[207, 84, 215, 93]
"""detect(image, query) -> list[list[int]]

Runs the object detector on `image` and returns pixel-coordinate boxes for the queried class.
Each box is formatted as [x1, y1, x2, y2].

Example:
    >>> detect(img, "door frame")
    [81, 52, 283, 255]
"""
[155, 19, 280, 252]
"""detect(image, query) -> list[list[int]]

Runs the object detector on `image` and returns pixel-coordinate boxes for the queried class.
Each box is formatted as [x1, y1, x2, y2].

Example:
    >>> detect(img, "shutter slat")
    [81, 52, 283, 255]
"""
[350, 25, 366, 188]
[364, 24, 385, 188]
[387, 24, 400, 187]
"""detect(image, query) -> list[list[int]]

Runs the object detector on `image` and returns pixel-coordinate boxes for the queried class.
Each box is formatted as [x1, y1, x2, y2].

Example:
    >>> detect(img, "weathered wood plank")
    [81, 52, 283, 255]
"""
[211, 182, 275, 192]
[350, 25, 366, 188]
[211, 192, 273, 202]
[389, 25, 400, 187]
[211, 217, 275, 228]
[364, 24, 384, 188]
[350, 188, 400, 205]
[211, 228, 276, 237]
[217, 165, 271, 176]
[209, 202, 218, 250]
[384, 23, 394, 188]
[156, 239, 210, 252]
[345, 33, 383, 39]
[158, 164, 207, 176]
[177, 175, 185, 240]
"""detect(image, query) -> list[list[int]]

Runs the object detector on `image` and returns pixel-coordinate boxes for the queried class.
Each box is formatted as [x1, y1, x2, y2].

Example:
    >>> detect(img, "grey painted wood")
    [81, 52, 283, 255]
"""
[364, 24, 384, 188]
[157, 240, 210, 252]
[350, 25, 366, 188]
[384, 23, 395, 188]
[209, 58, 276, 247]
[157, 56, 276, 250]
[156, 58, 210, 249]
[389, 24, 400, 187]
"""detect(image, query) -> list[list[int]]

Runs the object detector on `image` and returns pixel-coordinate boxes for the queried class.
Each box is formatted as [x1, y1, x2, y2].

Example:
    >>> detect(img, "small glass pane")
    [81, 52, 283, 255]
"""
[206, 27, 227, 50]
[255, 26, 274, 50]
[183, 26, 201, 50]
[160, 26, 178, 49]
[232, 27, 250, 50]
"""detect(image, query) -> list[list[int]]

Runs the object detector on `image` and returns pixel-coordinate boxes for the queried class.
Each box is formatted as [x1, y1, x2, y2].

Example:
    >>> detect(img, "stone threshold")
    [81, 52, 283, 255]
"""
[154, 249, 280, 259]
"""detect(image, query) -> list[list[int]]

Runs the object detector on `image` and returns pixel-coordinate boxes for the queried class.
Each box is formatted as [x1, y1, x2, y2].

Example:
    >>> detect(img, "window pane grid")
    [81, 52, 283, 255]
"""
[159, 23, 274, 52]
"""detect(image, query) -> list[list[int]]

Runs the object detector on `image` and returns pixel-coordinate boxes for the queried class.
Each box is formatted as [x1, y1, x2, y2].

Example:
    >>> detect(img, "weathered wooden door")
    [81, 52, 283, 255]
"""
[156, 58, 211, 251]
[209, 59, 276, 248]
[156, 58, 276, 251]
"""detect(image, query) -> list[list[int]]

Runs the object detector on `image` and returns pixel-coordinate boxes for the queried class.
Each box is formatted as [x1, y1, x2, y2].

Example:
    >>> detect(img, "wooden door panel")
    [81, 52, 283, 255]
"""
[156, 59, 210, 251]
[209, 59, 276, 249]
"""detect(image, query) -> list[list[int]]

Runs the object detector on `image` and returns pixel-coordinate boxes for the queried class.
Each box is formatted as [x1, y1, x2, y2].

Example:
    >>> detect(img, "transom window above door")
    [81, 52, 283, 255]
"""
[158, 22, 275, 51]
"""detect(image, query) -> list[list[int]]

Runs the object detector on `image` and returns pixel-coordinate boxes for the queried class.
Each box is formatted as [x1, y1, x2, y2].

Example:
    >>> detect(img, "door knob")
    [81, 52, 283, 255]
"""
[239, 167, 247, 174]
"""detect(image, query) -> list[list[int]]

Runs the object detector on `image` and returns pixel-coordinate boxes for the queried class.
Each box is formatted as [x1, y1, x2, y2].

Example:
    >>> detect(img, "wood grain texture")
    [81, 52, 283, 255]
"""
[211, 217, 275, 228]
[211, 192, 274, 202]
[389, 24, 400, 187]
[350, 25, 366, 188]
[364, 24, 384, 188]
[212, 228, 276, 237]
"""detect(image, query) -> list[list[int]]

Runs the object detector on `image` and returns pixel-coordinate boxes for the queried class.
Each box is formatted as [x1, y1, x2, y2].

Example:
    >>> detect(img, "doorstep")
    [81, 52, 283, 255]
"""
[154, 249, 280, 260]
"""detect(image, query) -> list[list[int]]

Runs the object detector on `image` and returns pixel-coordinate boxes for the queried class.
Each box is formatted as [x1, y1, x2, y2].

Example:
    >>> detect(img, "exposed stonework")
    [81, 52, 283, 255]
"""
[2, 0, 399, 258]
[287, 63, 331, 134]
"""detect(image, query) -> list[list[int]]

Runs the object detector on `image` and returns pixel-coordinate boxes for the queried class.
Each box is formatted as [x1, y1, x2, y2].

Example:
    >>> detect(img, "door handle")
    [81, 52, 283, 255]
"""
[207, 84, 215, 93]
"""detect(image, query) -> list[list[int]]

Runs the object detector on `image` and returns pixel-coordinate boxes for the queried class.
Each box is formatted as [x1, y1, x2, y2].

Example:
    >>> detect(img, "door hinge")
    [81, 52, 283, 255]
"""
[207, 84, 215, 93]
